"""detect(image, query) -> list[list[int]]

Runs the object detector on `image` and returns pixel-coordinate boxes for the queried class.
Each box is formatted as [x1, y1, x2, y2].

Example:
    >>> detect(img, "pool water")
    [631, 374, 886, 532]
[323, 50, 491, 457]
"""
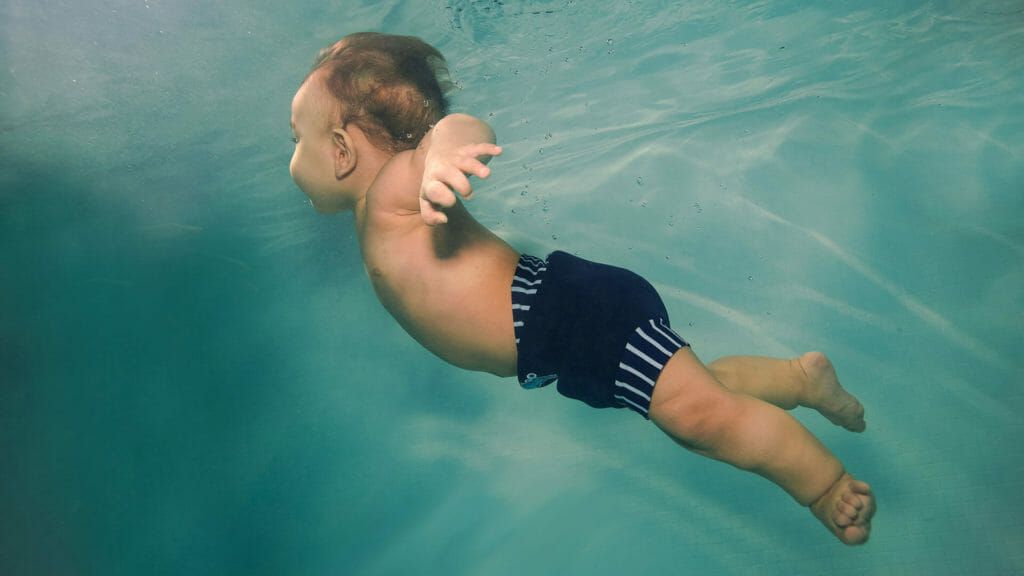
[2, 1, 1022, 574]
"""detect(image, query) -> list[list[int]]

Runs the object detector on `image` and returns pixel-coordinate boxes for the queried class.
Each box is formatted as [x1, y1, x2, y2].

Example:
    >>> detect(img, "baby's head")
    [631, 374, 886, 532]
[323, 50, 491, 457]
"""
[308, 32, 452, 152]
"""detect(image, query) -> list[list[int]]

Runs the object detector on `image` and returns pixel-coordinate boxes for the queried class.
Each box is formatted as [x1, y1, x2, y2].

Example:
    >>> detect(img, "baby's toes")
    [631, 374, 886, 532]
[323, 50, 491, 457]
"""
[842, 491, 865, 511]
[835, 502, 858, 526]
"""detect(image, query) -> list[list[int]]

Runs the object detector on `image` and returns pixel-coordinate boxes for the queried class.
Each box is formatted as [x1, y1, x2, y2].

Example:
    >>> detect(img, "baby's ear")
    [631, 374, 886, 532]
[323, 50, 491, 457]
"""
[332, 127, 357, 177]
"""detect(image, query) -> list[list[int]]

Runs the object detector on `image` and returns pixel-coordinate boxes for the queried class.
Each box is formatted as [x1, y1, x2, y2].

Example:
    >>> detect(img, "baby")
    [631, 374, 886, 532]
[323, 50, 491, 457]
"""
[289, 32, 875, 545]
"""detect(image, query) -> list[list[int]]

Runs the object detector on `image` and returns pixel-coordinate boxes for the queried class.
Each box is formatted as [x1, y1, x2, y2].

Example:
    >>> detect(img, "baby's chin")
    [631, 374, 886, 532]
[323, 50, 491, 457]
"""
[309, 197, 345, 214]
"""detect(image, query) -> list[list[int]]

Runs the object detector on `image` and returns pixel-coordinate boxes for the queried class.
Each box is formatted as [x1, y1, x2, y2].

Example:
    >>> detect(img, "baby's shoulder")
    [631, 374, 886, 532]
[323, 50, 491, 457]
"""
[368, 149, 421, 216]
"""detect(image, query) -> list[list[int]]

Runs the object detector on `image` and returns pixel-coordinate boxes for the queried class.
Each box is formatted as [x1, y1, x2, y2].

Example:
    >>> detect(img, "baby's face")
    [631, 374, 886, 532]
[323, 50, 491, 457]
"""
[289, 78, 346, 213]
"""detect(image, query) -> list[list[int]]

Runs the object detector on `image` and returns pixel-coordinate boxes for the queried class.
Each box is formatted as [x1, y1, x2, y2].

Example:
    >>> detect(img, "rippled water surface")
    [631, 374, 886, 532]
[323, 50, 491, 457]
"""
[2, 1, 1022, 574]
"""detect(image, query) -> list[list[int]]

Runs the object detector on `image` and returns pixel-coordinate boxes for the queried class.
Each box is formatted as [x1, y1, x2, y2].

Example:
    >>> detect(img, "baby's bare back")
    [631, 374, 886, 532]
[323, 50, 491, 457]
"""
[357, 154, 520, 377]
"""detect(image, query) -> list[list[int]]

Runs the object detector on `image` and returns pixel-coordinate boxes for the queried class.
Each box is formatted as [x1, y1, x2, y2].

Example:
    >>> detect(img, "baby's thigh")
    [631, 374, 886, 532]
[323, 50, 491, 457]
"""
[649, 348, 742, 450]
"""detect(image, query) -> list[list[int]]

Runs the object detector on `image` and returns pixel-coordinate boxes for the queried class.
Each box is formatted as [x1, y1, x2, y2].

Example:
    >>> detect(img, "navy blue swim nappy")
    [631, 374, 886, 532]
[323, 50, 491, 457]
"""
[511, 251, 689, 419]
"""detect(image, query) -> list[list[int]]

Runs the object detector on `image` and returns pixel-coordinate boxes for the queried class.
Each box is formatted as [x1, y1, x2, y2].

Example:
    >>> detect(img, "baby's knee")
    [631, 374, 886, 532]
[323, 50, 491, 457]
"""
[650, 378, 743, 451]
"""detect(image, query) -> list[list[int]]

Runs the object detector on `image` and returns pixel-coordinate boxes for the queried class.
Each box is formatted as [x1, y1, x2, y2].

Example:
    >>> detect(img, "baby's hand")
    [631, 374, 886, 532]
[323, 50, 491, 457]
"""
[419, 142, 502, 226]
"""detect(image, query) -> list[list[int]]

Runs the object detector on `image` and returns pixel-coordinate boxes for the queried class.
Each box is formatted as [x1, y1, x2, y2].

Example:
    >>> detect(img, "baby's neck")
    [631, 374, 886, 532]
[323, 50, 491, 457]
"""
[352, 196, 369, 232]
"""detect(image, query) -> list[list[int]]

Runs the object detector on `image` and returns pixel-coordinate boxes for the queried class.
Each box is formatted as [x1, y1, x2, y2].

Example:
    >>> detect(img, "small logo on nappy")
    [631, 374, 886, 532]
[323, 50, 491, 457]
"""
[521, 373, 558, 390]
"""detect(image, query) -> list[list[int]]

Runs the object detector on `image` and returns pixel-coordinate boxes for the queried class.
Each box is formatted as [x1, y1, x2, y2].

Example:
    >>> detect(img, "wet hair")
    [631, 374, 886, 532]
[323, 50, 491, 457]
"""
[310, 32, 452, 153]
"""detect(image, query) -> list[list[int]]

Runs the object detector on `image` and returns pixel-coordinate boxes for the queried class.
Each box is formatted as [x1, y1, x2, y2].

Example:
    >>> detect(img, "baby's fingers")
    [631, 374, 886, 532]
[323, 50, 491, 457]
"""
[462, 142, 503, 160]
[457, 144, 502, 177]
[419, 195, 448, 226]
[422, 179, 458, 207]
[431, 165, 474, 201]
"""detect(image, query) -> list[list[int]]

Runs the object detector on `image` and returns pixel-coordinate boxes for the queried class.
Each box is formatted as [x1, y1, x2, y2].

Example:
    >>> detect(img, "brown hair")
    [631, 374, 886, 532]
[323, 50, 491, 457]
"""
[310, 32, 452, 153]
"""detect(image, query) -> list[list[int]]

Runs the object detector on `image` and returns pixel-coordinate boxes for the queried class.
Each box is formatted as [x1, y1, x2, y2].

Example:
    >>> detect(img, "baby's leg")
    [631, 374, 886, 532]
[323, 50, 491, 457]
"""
[649, 348, 875, 545]
[708, 352, 865, 432]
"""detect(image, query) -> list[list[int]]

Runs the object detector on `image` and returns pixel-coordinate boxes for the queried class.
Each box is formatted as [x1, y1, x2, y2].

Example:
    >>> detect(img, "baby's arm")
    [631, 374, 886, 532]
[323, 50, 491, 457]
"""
[416, 114, 503, 225]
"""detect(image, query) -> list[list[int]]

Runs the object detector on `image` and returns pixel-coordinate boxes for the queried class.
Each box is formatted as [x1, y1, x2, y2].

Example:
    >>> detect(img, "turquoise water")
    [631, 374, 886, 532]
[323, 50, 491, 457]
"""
[2, 0, 1022, 574]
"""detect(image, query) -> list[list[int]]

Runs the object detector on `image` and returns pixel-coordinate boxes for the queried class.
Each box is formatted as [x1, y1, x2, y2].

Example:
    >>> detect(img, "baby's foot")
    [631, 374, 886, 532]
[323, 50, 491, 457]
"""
[798, 351, 866, 432]
[810, 472, 876, 545]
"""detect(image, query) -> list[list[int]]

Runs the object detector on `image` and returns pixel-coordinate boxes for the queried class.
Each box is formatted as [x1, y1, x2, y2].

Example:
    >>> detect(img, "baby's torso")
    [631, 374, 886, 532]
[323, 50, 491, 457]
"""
[357, 189, 520, 377]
